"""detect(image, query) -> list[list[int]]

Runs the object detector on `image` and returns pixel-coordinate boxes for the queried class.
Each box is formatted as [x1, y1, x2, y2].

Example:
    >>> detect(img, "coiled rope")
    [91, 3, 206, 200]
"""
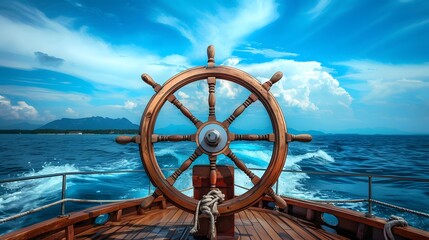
[190, 188, 225, 240]
[383, 215, 408, 240]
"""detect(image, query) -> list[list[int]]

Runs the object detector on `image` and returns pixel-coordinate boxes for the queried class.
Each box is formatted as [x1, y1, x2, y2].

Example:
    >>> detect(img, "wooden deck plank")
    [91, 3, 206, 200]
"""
[252, 222, 274, 240]
[237, 211, 261, 240]
[143, 207, 179, 239]
[244, 208, 258, 223]
[257, 209, 294, 240]
[278, 213, 323, 240]
[251, 210, 282, 240]
[155, 209, 182, 239]
[238, 211, 251, 226]
[184, 212, 194, 224]
[165, 210, 192, 239]
[75, 206, 352, 240]
[235, 211, 251, 240]
[261, 211, 303, 240]
[107, 210, 167, 239]
[130, 208, 172, 239]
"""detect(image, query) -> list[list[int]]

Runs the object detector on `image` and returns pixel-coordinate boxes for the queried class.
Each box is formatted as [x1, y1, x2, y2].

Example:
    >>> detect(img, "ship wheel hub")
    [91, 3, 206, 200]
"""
[197, 122, 229, 155]
[205, 129, 221, 146]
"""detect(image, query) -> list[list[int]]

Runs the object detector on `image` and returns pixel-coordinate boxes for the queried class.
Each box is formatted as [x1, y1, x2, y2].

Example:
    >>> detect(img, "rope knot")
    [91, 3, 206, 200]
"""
[190, 188, 225, 240]
[383, 215, 408, 240]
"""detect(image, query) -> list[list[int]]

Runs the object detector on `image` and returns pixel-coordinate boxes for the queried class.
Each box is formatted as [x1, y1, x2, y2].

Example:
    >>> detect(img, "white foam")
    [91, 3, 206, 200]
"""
[0, 163, 80, 213]
[226, 149, 335, 200]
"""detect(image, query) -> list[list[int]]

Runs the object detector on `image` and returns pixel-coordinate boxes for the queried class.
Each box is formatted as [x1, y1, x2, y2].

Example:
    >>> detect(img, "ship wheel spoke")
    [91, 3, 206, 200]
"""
[167, 94, 202, 127]
[209, 155, 217, 189]
[232, 133, 275, 142]
[222, 95, 257, 127]
[287, 133, 313, 142]
[224, 148, 287, 209]
[141, 73, 202, 128]
[140, 148, 203, 209]
[206, 45, 216, 121]
[222, 71, 283, 127]
[115, 135, 140, 144]
[208, 77, 216, 121]
[151, 134, 196, 143]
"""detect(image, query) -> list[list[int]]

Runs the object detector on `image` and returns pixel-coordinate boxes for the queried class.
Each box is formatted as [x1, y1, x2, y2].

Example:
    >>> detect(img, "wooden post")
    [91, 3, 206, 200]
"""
[192, 165, 235, 239]
[65, 225, 74, 240]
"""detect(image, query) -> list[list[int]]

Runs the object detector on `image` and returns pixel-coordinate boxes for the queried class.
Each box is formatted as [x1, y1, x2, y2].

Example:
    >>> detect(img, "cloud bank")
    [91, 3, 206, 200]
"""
[0, 95, 39, 120]
[224, 58, 352, 112]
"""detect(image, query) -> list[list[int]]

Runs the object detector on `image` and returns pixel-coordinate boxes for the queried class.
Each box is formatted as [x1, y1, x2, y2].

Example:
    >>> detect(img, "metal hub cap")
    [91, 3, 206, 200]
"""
[197, 123, 229, 154]
[205, 129, 221, 146]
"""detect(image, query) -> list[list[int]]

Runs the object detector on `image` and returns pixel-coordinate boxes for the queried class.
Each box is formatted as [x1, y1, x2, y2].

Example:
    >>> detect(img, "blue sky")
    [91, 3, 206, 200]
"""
[0, 0, 428, 134]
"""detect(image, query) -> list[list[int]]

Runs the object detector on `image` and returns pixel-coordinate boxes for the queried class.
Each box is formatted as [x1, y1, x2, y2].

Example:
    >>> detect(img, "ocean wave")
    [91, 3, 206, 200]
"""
[223, 148, 335, 200]
[0, 163, 79, 214]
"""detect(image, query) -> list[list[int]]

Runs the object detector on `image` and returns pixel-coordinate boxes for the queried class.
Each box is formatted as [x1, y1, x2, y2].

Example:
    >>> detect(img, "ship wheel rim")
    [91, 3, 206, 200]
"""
[139, 66, 287, 215]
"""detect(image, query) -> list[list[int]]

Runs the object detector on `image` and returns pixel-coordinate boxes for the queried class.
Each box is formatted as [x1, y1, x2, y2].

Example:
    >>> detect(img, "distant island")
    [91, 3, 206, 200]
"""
[0, 116, 139, 134]
[39, 116, 139, 130]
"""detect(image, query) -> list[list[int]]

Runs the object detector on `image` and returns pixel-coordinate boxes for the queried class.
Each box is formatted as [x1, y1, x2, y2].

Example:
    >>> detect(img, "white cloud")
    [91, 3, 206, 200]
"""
[218, 80, 242, 99]
[336, 60, 429, 102]
[222, 57, 241, 67]
[123, 100, 137, 109]
[65, 107, 75, 114]
[337, 60, 429, 81]
[0, 3, 190, 89]
[107, 100, 140, 110]
[237, 46, 298, 58]
[237, 59, 352, 111]
[0, 85, 91, 102]
[177, 91, 190, 99]
[153, 0, 279, 60]
[308, 0, 331, 19]
[0, 95, 39, 120]
[65, 107, 79, 117]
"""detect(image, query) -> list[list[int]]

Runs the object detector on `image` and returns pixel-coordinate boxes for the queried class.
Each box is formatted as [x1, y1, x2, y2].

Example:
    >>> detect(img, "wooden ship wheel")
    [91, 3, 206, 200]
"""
[116, 45, 312, 217]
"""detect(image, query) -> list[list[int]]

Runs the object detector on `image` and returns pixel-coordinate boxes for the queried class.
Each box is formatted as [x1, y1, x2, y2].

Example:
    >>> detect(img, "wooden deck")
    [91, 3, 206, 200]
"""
[75, 206, 349, 240]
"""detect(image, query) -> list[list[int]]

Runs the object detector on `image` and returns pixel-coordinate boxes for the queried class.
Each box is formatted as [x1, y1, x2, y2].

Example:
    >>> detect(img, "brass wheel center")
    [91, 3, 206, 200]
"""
[205, 129, 221, 146]
[196, 122, 229, 155]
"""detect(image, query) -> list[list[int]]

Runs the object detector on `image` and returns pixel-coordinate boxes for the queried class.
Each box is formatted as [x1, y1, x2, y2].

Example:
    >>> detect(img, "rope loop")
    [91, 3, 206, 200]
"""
[383, 215, 408, 240]
[190, 188, 225, 240]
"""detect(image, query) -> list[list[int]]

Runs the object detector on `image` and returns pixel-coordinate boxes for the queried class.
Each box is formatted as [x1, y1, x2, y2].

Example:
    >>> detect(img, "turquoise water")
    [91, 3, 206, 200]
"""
[0, 134, 428, 235]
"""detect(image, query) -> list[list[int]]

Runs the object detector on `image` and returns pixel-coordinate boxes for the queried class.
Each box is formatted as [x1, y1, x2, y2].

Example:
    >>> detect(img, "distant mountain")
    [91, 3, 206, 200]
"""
[0, 122, 42, 130]
[331, 127, 412, 135]
[288, 128, 325, 135]
[39, 117, 139, 130]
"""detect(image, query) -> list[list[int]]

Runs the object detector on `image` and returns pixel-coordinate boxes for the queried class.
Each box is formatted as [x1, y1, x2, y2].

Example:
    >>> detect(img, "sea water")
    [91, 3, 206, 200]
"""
[0, 134, 428, 235]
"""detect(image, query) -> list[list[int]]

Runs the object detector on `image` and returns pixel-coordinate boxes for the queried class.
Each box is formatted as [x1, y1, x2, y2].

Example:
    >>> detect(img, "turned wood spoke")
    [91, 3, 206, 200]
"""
[287, 133, 313, 142]
[142, 73, 202, 128]
[167, 94, 202, 127]
[224, 149, 256, 182]
[233, 133, 274, 142]
[209, 155, 217, 189]
[223, 94, 258, 127]
[151, 134, 195, 143]
[140, 148, 203, 209]
[224, 148, 287, 209]
[168, 148, 203, 183]
[208, 77, 216, 120]
[222, 71, 283, 127]
[207, 45, 215, 67]
[115, 135, 141, 144]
